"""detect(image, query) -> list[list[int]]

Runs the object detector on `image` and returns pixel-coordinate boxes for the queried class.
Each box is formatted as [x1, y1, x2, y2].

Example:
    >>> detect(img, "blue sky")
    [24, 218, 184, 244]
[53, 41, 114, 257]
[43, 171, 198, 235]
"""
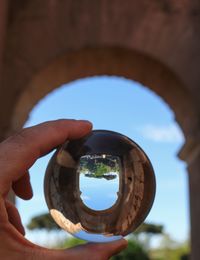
[17, 76, 189, 245]
[80, 172, 119, 211]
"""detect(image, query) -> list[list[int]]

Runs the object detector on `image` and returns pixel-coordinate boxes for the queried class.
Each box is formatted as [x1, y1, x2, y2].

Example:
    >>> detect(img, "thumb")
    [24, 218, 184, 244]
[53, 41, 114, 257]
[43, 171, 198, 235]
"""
[68, 239, 128, 259]
[35, 239, 128, 260]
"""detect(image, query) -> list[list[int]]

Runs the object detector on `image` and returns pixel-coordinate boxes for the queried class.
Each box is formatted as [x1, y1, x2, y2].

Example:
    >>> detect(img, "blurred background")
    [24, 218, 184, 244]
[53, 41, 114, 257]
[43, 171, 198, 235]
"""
[1, 1, 200, 259]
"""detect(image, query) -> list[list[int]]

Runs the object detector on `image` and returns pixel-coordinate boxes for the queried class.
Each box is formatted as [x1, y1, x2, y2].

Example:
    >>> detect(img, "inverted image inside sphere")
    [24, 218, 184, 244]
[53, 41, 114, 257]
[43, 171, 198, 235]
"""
[44, 130, 156, 242]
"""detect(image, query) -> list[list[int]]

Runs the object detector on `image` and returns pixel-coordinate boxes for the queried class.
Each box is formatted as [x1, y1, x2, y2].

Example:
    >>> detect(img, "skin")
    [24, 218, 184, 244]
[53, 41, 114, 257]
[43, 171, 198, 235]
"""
[0, 119, 127, 260]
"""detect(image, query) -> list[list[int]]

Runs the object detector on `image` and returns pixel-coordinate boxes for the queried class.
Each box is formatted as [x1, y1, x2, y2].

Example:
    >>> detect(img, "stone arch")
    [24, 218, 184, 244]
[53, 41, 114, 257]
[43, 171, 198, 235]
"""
[10, 47, 199, 152]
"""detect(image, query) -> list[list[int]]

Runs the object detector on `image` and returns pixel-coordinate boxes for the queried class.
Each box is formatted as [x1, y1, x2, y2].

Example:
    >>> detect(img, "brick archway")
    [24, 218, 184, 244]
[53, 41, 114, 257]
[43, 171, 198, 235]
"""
[10, 47, 199, 139]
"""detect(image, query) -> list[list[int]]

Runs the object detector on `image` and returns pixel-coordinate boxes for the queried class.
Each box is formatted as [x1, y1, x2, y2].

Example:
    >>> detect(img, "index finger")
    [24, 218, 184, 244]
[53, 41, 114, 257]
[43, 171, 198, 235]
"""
[0, 119, 92, 196]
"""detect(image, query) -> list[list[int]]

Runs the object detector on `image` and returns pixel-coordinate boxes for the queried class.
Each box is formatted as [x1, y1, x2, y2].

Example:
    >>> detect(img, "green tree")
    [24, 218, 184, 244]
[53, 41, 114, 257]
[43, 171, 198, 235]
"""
[79, 155, 120, 178]
[158, 234, 189, 260]
[135, 223, 163, 235]
[111, 240, 149, 260]
[133, 222, 163, 250]
[27, 213, 60, 231]
[149, 234, 190, 260]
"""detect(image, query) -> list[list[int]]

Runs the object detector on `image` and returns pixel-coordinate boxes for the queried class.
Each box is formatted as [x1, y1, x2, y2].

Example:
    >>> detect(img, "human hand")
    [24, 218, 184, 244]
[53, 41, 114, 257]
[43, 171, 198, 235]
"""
[0, 119, 127, 260]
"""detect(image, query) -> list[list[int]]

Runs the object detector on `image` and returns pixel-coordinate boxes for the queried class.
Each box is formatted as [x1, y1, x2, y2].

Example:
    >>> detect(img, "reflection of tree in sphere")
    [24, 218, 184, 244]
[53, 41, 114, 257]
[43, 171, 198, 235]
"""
[44, 130, 156, 243]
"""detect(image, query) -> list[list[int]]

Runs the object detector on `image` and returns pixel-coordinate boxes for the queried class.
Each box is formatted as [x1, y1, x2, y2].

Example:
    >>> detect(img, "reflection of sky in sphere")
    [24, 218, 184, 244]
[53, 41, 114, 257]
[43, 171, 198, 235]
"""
[80, 173, 119, 210]
[74, 230, 122, 243]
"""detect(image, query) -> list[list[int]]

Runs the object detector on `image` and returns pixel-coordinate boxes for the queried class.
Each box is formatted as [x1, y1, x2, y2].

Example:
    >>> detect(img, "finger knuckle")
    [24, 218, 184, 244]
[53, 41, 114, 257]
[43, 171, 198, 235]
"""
[7, 129, 28, 144]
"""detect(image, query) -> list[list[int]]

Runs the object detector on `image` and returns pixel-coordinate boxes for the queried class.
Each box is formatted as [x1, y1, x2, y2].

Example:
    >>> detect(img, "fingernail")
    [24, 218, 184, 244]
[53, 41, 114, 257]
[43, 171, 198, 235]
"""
[78, 120, 93, 126]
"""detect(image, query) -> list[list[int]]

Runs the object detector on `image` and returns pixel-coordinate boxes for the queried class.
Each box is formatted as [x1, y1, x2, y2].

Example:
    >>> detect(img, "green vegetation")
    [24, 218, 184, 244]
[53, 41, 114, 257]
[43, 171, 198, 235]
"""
[27, 213, 60, 231]
[53, 235, 189, 260]
[79, 155, 120, 178]
[111, 240, 150, 260]
[135, 223, 163, 235]
[149, 234, 190, 260]
[134, 223, 164, 251]
[27, 213, 190, 260]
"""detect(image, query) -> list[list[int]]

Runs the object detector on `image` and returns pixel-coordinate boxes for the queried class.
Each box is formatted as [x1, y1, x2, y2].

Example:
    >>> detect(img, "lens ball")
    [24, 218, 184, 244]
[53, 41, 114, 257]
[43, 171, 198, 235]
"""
[44, 130, 156, 243]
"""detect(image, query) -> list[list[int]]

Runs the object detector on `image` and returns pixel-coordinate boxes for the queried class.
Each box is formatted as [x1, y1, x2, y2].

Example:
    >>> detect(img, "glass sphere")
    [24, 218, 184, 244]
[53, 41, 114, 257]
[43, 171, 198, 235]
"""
[44, 130, 156, 243]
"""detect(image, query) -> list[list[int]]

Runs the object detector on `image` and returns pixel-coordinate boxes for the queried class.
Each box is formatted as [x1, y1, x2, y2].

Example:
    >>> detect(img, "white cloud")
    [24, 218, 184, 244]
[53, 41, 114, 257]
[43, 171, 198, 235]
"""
[139, 124, 184, 143]
[81, 195, 91, 201]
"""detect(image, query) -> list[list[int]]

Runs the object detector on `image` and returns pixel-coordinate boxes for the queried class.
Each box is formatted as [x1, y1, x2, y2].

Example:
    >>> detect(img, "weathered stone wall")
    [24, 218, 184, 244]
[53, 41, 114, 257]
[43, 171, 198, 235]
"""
[1, 0, 200, 138]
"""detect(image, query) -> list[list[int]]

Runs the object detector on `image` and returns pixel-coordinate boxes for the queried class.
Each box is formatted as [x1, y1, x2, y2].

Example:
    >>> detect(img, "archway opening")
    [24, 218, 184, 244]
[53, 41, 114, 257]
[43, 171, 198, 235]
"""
[16, 76, 189, 250]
